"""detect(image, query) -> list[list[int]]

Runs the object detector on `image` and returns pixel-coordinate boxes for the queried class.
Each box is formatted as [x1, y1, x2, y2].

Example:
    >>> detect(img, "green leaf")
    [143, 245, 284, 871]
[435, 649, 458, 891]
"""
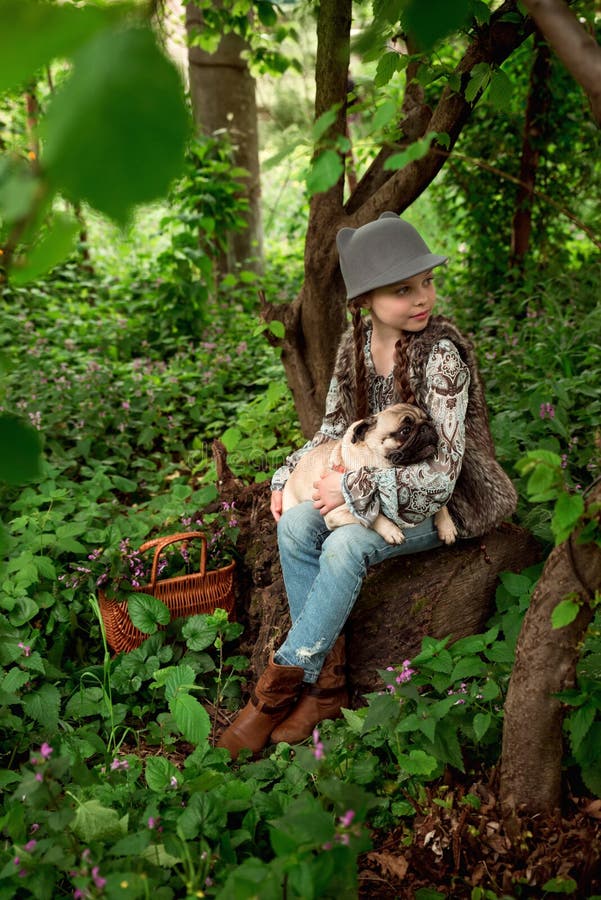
[398, 749, 438, 776]
[221, 427, 242, 452]
[42, 25, 189, 223]
[480, 679, 500, 701]
[128, 594, 170, 635]
[568, 703, 596, 754]
[372, 99, 398, 131]
[465, 62, 492, 103]
[145, 756, 180, 792]
[311, 106, 339, 142]
[499, 571, 533, 598]
[526, 462, 558, 499]
[182, 615, 219, 652]
[541, 877, 578, 894]
[268, 320, 285, 339]
[403, 0, 471, 50]
[383, 134, 436, 171]
[0, 0, 122, 94]
[0, 415, 42, 485]
[487, 69, 513, 109]
[170, 693, 211, 745]
[21, 683, 60, 729]
[552, 492, 585, 545]
[551, 597, 581, 629]
[450, 656, 486, 681]
[0, 158, 39, 224]
[473, 711, 492, 741]
[162, 664, 196, 702]
[178, 792, 228, 841]
[375, 52, 402, 87]
[11, 213, 80, 285]
[256, 1, 278, 27]
[306, 149, 344, 196]
[73, 799, 127, 842]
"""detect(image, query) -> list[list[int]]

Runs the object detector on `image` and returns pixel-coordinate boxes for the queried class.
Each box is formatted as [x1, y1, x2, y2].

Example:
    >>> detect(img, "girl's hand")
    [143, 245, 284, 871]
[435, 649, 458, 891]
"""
[271, 490, 283, 522]
[312, 471, 344, 515]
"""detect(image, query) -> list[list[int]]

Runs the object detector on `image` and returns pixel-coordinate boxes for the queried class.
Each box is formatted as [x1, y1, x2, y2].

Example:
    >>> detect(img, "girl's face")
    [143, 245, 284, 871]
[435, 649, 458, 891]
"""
[366, 270, 436, 334]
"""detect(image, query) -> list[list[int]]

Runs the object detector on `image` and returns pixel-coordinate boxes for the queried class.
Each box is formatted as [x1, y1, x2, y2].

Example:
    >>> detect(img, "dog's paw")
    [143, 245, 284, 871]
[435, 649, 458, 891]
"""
[377, 521, 405, 545]
[438, 525, 457, 545]
[435, 507, 457, 545]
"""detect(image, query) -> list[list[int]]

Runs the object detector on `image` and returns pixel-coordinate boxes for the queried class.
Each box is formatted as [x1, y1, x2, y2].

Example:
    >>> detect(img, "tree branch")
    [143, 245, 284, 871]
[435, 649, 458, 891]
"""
[520, 0, 601, 126]
[345, 0, 535, 223]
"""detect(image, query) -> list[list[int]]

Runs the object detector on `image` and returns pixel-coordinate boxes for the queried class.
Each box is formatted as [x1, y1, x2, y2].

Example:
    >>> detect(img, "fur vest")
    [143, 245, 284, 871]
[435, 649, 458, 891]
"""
[332, 315, 518, 538]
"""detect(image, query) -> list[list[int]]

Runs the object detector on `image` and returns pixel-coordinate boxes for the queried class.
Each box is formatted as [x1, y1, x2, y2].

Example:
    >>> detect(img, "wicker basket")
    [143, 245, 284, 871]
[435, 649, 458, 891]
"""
[98, 531, 236, 654]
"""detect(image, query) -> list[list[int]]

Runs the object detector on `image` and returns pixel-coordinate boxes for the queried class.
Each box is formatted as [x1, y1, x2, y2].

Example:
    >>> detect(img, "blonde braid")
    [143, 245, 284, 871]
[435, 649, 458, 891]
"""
[393, 331, 416, 404]
[349, 297, 369, 419]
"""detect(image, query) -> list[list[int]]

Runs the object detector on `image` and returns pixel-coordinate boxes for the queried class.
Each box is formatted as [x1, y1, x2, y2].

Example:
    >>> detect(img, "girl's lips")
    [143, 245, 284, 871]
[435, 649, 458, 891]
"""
[411, 310, 429, 319]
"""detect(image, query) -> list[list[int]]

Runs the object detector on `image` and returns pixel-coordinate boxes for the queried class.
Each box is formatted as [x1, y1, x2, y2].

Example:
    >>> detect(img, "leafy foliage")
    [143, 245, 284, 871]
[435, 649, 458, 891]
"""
[1, 0, 600, 896]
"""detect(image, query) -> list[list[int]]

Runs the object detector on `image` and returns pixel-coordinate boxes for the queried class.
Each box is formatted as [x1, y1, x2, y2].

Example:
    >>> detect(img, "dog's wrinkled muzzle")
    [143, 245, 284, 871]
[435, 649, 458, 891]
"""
[388, 421, 439, 465]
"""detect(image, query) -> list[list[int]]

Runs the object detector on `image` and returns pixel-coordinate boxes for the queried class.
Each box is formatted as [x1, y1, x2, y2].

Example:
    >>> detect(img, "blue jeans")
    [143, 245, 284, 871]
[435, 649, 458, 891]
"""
[274, 502, 443, 683]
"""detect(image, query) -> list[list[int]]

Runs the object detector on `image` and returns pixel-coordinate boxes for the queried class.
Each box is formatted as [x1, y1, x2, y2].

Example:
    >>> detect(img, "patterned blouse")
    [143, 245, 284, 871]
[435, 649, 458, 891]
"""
[272, 322, 470, 528]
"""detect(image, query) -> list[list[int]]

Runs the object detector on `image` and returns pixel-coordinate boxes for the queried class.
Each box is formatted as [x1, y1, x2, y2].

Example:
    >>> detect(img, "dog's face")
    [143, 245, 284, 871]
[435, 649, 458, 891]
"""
[350, 403, 438, 466]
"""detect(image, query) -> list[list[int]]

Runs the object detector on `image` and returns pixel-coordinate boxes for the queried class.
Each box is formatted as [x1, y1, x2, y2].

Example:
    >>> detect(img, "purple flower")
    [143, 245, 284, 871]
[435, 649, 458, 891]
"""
[312, 728, 325, 761]
[110, 758, 129, 771]
[148, 816, 158, 829]
[339, 809, 355, 828]
[18, 642, 31, 657]
[91, 866, 106, 889]
[539, 402, 555, 420]
[40, 743, 53, 759]
[24, 840, 37, 852]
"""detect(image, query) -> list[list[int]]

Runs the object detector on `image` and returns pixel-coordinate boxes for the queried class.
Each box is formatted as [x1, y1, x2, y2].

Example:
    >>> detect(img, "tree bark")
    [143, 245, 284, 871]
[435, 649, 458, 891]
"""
[509, 35, 552, 268]
[267, 0, 534, 437]
[186, 3, 263, 273]
[231, 478, 543, 700]
[500, 484, 601, 819]
[520, 0, 601, 127]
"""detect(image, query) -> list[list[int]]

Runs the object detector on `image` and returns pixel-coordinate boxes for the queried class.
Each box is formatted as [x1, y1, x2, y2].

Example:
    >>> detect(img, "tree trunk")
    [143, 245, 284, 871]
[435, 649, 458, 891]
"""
[186, 3, 263, 273]
[509, 35, 552, 268]
[263, 0, 534, 437]
[500, 483, 601, 819]
[229, 476, 543, 699]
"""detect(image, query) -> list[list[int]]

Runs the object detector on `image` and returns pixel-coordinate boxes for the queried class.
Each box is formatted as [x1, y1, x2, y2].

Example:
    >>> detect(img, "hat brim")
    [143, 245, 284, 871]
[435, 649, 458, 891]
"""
[346, 253, 448, 300]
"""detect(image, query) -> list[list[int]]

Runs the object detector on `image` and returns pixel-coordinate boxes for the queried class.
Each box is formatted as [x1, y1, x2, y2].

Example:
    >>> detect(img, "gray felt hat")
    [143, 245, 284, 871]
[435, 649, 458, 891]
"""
[336, 212, 448, 300]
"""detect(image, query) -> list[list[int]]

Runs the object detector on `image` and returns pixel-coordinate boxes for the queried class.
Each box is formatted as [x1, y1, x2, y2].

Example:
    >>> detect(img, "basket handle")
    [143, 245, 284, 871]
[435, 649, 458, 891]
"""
[139, 531, 207, 589]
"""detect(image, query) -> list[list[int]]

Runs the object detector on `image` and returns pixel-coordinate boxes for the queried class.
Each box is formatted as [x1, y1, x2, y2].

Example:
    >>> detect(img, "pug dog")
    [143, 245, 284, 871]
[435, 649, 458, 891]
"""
[281, 403, 457, 546]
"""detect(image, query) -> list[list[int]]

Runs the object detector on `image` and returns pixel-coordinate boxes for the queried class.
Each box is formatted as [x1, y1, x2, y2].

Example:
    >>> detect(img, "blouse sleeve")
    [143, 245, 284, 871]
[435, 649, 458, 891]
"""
[340, 339, 470, 526]
[271, 373, 348, 491]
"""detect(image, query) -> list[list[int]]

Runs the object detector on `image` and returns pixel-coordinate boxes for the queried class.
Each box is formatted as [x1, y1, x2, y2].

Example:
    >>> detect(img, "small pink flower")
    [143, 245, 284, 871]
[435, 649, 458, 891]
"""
[91, 866, 106, 889]
[24, 840, 37, 852]
[148, 817, 157, 829]
[18, 642, 31, 657]
[40, 742, 53, 759]
[35, 773, 43, 782]
[312, 728, 325, 761]
[339, 809, 355, 828]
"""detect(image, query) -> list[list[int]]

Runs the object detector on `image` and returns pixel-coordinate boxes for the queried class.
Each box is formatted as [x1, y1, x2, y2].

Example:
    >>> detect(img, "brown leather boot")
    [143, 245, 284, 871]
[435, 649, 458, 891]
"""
[217, 656, 305, 760]
[270, 635, 348, 745]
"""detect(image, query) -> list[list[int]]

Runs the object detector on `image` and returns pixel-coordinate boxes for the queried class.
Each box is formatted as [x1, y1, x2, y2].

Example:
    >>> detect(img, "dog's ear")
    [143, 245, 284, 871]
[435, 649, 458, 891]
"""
[351, 416, 376, 444]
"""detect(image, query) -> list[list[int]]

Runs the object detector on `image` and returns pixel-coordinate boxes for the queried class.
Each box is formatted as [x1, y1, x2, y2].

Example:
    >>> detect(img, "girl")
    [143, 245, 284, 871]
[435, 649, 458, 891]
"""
[218, 212, 517, 760]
